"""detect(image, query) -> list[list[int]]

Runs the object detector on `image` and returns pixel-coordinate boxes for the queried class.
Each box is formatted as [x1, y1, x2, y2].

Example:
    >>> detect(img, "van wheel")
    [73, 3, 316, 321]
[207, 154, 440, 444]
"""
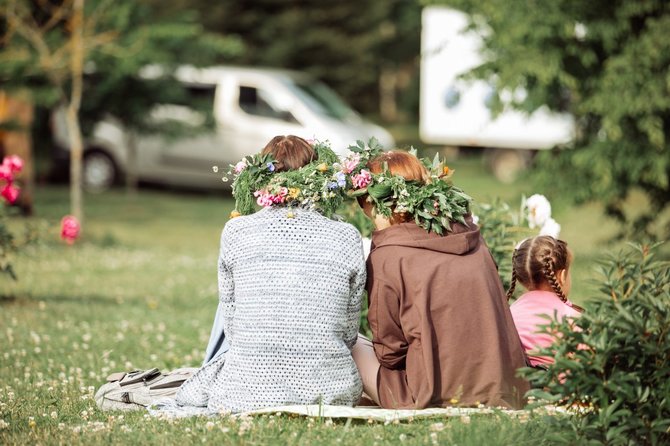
[83, 151, 117, 192]
[486, 149, 531, 184]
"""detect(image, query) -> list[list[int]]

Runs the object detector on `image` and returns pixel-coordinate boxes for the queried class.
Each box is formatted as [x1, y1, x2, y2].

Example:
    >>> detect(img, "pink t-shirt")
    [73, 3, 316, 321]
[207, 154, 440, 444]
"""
[510, 290, 581, 367]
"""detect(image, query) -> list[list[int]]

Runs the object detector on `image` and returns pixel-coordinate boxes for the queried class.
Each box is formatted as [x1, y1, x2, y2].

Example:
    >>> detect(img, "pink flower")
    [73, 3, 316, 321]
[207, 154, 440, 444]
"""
[351, 169, 372, 189]
[234, 160, 247, 174]
[0, 183, 19, 204]
[254, 187, 288, 207]
[0, 165, 12, 183]
[2, 155, 23, 173]
[271, 187, 288, 204]
[341, 154, 361, 174]
[254, 190, 274, 207]
[60, 215, 81, 245]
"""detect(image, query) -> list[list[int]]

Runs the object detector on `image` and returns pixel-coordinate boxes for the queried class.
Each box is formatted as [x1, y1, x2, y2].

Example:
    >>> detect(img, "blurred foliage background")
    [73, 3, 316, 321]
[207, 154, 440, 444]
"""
[3, 0, 668, 239]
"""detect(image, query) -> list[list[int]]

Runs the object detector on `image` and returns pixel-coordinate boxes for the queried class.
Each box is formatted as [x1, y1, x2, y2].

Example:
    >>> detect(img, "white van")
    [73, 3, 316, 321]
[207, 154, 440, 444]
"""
[52, 65, 394, 190]
[420, 7, 575, 182]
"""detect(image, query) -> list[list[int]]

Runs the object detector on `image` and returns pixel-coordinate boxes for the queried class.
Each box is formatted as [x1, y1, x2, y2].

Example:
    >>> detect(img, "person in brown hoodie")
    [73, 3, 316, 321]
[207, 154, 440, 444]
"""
[352, 151, 530, 410]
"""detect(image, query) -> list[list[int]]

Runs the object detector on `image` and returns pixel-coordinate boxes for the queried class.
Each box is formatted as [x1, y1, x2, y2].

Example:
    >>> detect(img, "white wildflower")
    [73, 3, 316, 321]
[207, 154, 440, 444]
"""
[0, 419, 8, 429]
[471, 214, 479, 225]
[539, 217, 561, 238]
[525, 194, 552, 229]
[212, 166, 219, 173]
[430, 422, 445, 432]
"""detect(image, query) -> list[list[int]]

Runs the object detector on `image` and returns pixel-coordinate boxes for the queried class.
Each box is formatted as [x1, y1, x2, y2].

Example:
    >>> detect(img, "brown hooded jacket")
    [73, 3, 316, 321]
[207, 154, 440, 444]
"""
[366, 219, 529, 409]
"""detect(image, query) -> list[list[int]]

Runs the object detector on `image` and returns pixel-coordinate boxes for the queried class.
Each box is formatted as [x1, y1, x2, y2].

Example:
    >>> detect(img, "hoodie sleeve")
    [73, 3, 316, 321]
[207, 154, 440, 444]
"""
[367, 255, 407, 370]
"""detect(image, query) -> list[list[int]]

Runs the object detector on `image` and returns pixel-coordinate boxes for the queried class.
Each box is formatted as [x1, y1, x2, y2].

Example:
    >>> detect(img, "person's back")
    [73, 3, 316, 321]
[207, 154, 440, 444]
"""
[366, 219, 529, 409]
[507, 236, 583, 368]
[206, 207, 363, 412]
[168, 135, 366, 415]
[351, 149, 529, 410]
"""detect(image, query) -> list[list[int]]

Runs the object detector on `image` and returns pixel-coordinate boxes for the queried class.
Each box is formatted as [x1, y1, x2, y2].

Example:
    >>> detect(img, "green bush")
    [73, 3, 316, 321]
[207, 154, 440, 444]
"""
[523, 243, 670, 445]
[474, 199, 537, 292]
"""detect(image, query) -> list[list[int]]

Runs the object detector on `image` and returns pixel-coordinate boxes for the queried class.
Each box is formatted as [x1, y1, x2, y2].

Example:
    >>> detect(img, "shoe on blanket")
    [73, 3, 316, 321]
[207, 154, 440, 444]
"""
[95, 367, 197, 411]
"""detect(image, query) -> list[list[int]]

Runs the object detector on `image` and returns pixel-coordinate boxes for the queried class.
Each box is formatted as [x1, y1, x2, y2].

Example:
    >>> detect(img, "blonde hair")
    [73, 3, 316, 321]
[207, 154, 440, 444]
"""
[507, 236, 582, 311]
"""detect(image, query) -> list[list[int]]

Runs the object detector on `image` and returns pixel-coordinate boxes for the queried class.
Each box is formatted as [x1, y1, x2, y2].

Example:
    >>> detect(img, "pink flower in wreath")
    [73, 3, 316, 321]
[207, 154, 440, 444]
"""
[254, 190, 274, 207]
[2, 155, 23, 173]
[0, 183, 19, 204]
[352, 169, 372, 189]
[271, 187, 289, 204]
[341, 153, 361, 174]
[60, 215, 81, 245]
[233, 160, 247, 174]
[254, 187, 289, 207]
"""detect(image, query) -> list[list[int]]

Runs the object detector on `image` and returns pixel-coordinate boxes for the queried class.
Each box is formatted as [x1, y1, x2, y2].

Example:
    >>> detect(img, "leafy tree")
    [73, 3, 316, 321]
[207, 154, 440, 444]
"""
[429, 0, 670, 238]
[146, 0, 422, 121]
[0, 0, 242, 216]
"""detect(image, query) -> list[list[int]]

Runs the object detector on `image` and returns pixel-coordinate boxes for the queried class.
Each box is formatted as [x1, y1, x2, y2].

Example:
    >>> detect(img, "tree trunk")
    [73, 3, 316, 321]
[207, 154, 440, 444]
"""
[125, 130, 138, 194]
[68, 0, 85, 223]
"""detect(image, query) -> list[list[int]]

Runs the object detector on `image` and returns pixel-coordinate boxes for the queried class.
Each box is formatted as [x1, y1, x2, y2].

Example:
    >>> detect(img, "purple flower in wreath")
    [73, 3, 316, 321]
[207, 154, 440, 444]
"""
[335, 171, 347, 187]
[327, 181, 339, 190]
[267, 162, 276, 172]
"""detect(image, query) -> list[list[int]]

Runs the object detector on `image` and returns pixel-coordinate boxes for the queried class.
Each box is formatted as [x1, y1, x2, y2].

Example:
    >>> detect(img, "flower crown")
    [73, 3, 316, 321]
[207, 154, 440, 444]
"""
[345, 140, 472, 235]
[227, 141, 347, 219]
[226, 139, 472, 235]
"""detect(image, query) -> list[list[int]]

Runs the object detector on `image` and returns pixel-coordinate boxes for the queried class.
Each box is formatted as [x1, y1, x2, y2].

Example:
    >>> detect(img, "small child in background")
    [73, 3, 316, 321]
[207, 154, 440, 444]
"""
[508, 235, 584, 368]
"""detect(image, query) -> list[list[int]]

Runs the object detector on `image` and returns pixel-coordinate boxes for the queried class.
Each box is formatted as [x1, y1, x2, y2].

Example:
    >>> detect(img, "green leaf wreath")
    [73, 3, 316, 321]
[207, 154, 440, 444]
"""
[346, 139, 473, 235]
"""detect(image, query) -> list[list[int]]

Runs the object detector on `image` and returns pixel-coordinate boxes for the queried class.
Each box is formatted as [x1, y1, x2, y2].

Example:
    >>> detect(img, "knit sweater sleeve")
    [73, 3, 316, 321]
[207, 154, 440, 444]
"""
[218, 226, 235, 343]
[345, 231, 366, 349]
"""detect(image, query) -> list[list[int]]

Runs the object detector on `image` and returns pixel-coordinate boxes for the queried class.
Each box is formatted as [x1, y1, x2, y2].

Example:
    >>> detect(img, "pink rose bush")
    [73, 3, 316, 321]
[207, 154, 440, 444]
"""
[0, 155, 23, 205]
[3, 155, 23, 173]
[60, 215, 81, 245]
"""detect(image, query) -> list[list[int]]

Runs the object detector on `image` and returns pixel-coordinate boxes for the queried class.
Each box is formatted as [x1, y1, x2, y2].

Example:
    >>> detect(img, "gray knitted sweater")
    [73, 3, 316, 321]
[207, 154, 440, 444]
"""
[173, 207, 365, 414]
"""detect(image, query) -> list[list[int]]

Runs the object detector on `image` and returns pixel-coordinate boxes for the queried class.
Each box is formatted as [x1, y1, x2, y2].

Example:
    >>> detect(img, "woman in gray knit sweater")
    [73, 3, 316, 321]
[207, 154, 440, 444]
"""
[172, 136, 365, 415]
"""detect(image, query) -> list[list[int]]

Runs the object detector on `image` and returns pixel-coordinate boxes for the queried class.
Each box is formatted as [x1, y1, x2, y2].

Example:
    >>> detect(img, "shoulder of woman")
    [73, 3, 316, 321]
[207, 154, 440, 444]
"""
[327, 219, 363, 242]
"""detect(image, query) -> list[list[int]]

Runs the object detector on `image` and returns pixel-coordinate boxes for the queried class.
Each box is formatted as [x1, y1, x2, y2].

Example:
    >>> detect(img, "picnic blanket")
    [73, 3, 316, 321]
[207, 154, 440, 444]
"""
[237, 404, 528, 421]
[148, 399, 562, 421]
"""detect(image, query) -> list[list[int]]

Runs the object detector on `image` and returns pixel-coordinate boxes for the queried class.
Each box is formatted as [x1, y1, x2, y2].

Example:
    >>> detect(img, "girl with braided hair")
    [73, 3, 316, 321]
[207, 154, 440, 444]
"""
[508, 235, 584, 368]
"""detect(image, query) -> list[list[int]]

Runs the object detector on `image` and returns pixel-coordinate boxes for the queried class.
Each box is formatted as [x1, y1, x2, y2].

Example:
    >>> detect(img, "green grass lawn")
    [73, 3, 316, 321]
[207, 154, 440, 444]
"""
[0, 158, 634, 444]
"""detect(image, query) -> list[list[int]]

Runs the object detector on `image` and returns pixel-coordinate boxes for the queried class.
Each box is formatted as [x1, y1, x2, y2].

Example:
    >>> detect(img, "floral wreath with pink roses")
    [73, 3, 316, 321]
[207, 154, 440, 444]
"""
[225, 138, 472, 234]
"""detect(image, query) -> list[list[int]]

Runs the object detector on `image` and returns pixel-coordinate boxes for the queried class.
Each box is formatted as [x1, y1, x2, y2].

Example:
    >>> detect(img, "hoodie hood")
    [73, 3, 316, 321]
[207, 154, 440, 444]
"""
[371, 218, 480, 256]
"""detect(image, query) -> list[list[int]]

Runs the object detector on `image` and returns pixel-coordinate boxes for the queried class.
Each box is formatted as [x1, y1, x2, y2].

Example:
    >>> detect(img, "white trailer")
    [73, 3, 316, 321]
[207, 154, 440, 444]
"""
[420, 6, 574, 182]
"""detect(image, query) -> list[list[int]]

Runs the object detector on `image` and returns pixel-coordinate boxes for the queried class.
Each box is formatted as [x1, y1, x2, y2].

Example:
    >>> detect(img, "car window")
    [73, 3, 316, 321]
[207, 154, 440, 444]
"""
[238, 86, 298, 124]
[282, 78, 358, 122]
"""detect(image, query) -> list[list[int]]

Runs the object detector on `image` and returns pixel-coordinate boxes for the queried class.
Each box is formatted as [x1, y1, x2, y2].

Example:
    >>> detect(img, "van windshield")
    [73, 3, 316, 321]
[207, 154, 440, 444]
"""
[283, 78, 359, 122]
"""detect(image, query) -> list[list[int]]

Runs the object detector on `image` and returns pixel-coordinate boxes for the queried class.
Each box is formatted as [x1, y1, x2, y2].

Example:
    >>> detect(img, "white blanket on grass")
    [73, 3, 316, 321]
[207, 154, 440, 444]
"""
[149, 400, 551, 421]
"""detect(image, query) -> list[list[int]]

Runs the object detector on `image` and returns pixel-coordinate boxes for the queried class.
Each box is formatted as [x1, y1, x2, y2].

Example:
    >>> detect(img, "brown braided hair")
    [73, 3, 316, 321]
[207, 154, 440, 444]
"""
[506, 248, 519, 301]
[506, 236, 583, 312]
